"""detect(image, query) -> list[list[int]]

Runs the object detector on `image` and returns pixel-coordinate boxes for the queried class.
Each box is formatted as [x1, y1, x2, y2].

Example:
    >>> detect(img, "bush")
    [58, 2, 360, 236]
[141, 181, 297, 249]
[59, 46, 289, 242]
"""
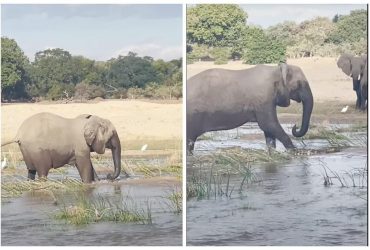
[111, 88, 128, 99]
[74, 82, 106, 101]
[187, 44, 211, 62]
[127, 83, 182, 100]
[127, 86, 144, 99]
[171, 84, 182, 99]
[47, 84, 75, 101]
[210, 47, 230, 65]
[243, 39, 286, 64]
[142, 82, 158, 98]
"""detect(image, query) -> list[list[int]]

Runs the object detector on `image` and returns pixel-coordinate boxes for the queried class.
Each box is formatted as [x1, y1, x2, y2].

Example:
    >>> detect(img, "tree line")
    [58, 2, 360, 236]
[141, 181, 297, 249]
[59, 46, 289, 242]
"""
[1, 37, 182, 102]
[187, 5, 367, 64]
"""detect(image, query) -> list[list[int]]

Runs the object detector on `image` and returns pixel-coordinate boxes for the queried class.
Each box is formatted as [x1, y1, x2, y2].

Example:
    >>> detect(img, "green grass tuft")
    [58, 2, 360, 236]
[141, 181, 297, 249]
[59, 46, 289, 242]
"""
[55, 195, 152, 225]
[1, 178, 85, 199]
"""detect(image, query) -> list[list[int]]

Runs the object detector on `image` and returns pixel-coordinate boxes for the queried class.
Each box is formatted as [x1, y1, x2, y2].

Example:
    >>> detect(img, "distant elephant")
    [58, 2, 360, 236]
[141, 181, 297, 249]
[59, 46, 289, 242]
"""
[360, 60, 368, 110]
[1, 112, 123, 183]
[186, 63, 314, 154]
[337, 53, 368, 110]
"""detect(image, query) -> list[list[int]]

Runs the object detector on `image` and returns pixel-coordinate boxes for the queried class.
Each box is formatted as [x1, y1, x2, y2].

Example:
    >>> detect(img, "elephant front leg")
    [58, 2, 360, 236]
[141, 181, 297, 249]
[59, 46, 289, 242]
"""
[264, 132, 276, 148]
[75, 155, 95, 183]
[28, 169, 36, 180]
[92, 165, 100, 181]
[258, 113, 295, 150]
[356, 88, 362, 109]
[353, 80, 361, 109]
[360, 96, 367, 111]
[187, 140, 195, 155]
[360, 87, 367, 111]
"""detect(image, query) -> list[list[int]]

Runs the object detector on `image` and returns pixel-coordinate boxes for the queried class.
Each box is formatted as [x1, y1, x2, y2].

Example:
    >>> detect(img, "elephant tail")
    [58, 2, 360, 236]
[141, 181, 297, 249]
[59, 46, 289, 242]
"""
[1, 139, 19, 147]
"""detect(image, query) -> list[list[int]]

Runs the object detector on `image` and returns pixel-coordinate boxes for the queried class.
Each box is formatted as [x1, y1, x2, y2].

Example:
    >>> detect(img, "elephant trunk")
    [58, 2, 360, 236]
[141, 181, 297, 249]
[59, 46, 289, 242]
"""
[292, 84, 314, 137]
[107, 132, 122, 180]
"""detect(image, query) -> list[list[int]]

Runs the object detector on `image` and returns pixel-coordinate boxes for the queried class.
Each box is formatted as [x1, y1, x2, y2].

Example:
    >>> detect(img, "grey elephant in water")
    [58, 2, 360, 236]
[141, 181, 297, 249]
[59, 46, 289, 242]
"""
[1, 112, 124, 183]
[186, 63, 314, 154]
[337, 53, 368, 110]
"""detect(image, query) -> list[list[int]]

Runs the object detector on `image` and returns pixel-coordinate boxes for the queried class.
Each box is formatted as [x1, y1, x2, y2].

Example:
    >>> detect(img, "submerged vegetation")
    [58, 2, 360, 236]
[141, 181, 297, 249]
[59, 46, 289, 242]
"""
[163, 188, 183, 214]
[187, 149, 264, 200]
[55, 195, 152, 225]
[320, 160, 367, 189]
[187, 121, 367, 201]
[1, 178, 85, 199]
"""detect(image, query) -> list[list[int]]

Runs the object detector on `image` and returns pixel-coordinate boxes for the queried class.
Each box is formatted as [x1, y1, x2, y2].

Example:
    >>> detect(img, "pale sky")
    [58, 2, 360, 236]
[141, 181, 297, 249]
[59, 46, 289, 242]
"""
[1, 4, 183, 62]
[242, 4, 367, 28]
[2, 4, 367, 62]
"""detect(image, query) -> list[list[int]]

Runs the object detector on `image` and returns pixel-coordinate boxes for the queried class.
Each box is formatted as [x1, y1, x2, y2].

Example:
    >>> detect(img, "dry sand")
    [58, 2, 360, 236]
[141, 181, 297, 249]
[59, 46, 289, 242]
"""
[187, 57, 356, 103]
[1, 100, 182, 144]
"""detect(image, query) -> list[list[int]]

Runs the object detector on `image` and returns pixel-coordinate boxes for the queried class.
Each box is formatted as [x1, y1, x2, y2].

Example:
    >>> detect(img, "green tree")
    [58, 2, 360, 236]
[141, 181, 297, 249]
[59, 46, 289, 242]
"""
[187, 4, 247, 50]
[30, 48, 75, 96]
[285, 17, 335, 58]
[328, 9, 367, 45]
[242, 26, 286, 64]
[70, 56, 95, 84]
[106, 52, 160, 89]
[297, 17, 335, 57]
[1, 37, 30, 100]
[266, 21, 300, 47]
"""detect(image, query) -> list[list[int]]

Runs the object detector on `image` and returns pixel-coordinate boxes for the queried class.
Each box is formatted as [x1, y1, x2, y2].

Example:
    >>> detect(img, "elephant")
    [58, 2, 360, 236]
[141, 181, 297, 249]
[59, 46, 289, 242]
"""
[186, 63, 314, 154]
[337, 53, 368, 110]
[1, 112, 124, 183]
[360, 60, 368, 109]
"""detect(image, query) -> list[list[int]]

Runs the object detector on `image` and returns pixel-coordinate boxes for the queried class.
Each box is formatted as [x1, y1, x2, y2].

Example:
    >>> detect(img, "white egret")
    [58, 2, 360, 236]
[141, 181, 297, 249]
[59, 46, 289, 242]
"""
[141, 144, 148, 151]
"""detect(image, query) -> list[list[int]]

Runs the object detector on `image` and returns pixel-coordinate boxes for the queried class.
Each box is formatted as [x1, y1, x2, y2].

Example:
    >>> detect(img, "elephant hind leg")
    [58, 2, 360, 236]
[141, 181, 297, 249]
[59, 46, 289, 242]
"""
[37, 168, 50, 179]
[21, 152, 49, 180]
[20, 147, 38, 180]
[29, 152, 52, 179]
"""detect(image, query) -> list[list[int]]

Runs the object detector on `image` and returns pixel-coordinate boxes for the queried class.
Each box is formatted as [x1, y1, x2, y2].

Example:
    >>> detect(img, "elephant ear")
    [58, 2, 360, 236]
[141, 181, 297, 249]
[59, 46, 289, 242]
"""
[276, 63, 291, 107]
[337, 54, 352, 76]
[83, 116, 110, 154]
[279, 63, 289, 86]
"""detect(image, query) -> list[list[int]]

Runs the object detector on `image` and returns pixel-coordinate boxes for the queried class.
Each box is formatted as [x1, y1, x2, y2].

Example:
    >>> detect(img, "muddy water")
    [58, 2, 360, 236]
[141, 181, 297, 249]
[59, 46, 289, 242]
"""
[187, 124, 367, 246]
[2, 176, 182, 246]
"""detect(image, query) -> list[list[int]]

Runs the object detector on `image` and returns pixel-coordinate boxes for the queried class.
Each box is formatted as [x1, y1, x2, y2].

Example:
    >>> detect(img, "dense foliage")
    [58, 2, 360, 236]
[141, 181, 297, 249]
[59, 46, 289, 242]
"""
[187, 5, 367, 64]
[187, 4, 247, 49]
[1, 39, 182, 102]
[243, 26, 286, 64]
[1, 37, 30, 100]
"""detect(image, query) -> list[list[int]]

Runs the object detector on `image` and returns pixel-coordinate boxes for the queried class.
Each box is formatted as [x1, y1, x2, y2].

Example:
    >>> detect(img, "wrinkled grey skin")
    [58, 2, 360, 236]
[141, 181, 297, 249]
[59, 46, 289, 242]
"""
[337, 53, 368, 110]
[1, 112, 123, 183]
[186, 63, 314, 154]
[360, 60, 368, 110]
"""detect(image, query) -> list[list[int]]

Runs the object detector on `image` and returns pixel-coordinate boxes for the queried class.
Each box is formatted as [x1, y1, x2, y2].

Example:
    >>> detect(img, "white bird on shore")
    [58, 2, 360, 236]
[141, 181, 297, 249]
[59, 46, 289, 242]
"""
[341, 105, 349, 113]
[1, 157, 7, 169]
[141, 144, 148, 151]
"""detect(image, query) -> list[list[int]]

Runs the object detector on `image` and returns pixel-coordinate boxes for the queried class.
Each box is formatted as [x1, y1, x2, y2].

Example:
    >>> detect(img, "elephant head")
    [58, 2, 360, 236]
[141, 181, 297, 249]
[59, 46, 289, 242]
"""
[83, 115, 121, 180]
[337, 53, 367, 82]
[280, 63, 314, 137]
